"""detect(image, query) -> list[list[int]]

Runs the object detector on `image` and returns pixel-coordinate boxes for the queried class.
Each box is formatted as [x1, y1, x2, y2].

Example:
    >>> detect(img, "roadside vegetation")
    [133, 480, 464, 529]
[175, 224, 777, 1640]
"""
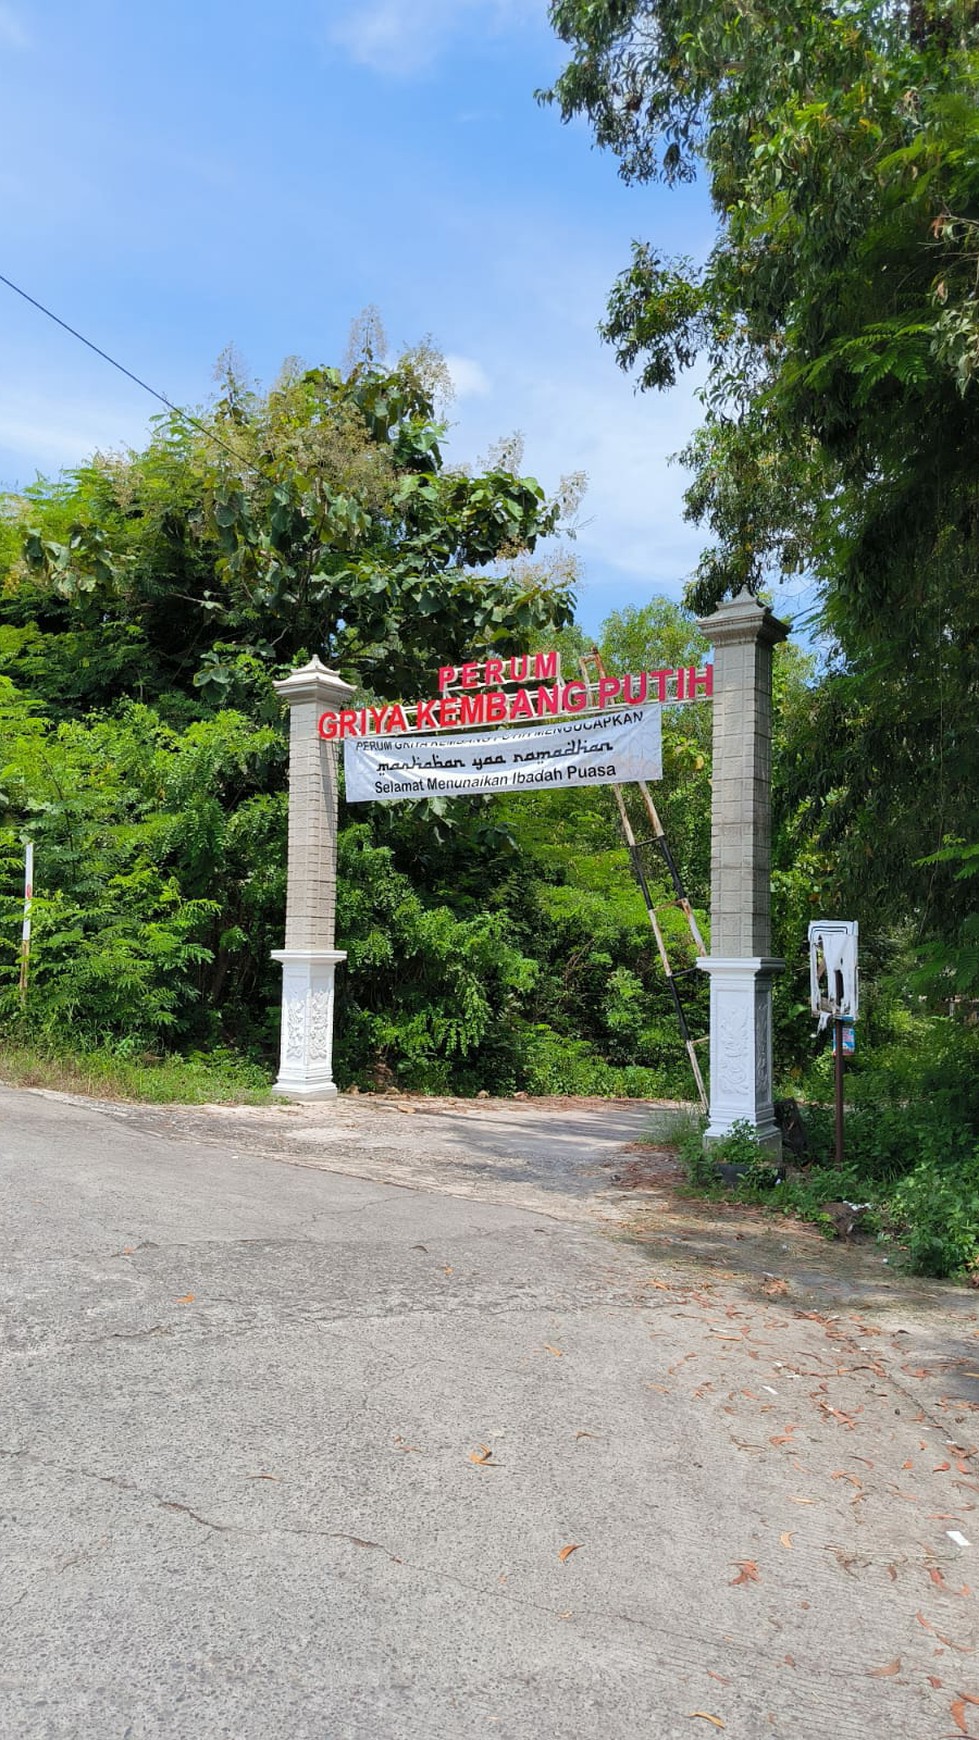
[541, 1, 979, 1273]
[6, 0, 979, 1272]
[0, 1041, 273, 1105]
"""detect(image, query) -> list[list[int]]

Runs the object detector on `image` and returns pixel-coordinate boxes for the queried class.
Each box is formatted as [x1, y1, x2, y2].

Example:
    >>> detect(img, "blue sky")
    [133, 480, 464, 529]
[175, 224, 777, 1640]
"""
[0, 0, 723, 634]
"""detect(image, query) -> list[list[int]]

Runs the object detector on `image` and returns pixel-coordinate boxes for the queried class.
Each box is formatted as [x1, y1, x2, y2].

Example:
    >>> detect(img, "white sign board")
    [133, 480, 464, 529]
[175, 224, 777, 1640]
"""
[344, 706, 662, 804]
[808, 919, 859, 1027]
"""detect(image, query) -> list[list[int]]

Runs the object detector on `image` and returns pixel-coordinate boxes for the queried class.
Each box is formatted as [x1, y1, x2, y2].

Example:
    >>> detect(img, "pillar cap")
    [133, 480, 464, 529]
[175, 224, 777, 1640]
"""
[696, 956, 785, 976]
[698, 587, 789, 649]
[271, 949, 347, 965]
[273, 655, 357, 708]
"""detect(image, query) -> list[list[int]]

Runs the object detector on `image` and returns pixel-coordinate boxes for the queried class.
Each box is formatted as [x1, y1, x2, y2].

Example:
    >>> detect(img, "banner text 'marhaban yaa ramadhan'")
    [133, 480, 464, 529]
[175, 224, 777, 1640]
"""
[344, 707, 663, 804]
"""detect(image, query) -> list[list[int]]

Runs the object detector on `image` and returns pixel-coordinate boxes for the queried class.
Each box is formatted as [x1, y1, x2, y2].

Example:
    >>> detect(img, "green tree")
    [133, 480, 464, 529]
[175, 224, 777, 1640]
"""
[543, 0, 979, 946]
[1, 336, 576, 717]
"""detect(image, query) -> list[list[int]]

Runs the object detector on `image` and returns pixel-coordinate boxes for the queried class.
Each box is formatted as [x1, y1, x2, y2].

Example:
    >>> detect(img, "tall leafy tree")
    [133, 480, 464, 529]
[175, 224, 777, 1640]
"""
[1, 335, 577, 716]
[543, 0, 979, 949]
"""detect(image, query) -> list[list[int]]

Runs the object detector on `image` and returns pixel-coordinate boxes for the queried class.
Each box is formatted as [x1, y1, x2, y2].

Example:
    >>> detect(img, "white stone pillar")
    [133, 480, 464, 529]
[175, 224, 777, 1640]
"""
[696, 591, 788, 1152]
[271, 656, 355, 1099]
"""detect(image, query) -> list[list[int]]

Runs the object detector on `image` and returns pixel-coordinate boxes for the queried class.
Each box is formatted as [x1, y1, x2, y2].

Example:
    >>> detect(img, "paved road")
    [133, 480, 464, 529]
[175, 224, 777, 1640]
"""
[2, 1085, 978, 1738]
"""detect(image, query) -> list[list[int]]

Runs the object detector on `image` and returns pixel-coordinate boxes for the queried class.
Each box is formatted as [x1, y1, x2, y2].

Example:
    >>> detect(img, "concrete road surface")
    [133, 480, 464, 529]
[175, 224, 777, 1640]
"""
[2, 1084, 978, 1739]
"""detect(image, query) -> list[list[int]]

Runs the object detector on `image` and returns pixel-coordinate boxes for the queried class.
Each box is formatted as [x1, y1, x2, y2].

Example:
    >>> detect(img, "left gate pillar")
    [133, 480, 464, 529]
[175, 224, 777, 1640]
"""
[271, 655, 355, 1099]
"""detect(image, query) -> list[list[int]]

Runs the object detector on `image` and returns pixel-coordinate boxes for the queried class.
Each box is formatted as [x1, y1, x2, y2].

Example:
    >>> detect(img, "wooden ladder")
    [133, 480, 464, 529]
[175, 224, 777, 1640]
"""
[579, 649, 709, 1111]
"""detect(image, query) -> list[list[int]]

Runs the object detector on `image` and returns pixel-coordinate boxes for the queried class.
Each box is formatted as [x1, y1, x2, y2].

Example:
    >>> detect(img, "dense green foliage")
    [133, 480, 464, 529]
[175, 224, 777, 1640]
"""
[0, 340, 712, 1098]
[544, 0, 979, 951]
[545, 0, 979, 1272]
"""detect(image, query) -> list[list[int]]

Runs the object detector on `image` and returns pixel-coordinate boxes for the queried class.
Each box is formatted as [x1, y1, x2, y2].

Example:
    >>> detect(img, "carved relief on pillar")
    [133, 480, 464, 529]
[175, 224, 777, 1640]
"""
[716, 997, 750, 1096]
[284, 988, 307, 1062]
[754, 993, 772, 1097]
[271, 948, 345, 1099]
[308, 986, 334, 1064]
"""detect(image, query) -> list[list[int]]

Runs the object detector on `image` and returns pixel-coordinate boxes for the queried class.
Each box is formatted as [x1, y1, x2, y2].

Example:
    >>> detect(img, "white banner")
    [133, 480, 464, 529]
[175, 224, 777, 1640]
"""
[344, 707, 662, 803]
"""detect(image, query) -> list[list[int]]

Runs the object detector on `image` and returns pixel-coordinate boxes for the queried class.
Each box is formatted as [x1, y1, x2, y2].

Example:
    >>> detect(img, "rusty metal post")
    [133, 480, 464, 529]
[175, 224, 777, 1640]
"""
[834, 968, 845, 1170]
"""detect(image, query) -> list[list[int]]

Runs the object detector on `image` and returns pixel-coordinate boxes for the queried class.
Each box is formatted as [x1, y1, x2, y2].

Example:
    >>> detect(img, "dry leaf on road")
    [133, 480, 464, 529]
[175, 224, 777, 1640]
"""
[867, 1659, 901, 1678]
[558, 1543, 581, 1562]
[687, 1715, 725, 1728]
[468, 1445, 494, 1465]
[770, 1425, 798, 1446]
[951, 1692, 979, 1735]
[779, 1532, 794, 1550]
[730, 1560, 760, 1585]
[175, 1294, 195, 1304]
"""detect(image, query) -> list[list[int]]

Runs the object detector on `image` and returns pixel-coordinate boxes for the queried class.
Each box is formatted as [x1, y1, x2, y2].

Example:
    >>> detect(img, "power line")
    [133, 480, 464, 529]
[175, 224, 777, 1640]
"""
[0, 270, 263, 476]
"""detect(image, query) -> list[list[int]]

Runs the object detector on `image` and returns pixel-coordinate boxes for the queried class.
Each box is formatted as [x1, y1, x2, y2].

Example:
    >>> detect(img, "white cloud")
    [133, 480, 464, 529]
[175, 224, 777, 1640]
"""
[0, 4, 30, 49]
[0, 392, 151, 480]
[441, 336, 707, 612]
[444, 353, 492, 399]
[328, 0, 534, 77]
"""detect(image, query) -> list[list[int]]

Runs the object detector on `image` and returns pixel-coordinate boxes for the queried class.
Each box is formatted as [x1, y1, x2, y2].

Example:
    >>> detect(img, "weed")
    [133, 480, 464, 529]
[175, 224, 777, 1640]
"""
[0, 1039, 274, 1105]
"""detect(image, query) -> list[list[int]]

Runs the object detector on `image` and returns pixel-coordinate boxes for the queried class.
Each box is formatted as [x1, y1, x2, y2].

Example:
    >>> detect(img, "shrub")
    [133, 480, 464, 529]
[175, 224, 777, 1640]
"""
[888, 1150, 979, 1278]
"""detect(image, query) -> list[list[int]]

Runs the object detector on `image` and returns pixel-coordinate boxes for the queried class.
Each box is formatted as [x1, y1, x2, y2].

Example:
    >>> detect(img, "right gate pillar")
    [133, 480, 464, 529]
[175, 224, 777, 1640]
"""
[696, 589, 788, 1153]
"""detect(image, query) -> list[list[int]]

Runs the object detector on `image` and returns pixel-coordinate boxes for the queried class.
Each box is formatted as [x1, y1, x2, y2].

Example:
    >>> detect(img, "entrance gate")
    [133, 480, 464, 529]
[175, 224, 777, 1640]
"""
[269, 590, 787, 1153]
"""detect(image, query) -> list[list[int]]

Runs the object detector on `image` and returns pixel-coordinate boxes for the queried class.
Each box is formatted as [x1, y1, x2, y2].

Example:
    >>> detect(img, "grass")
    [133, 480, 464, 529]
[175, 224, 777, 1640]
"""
[638, 1105, 707, 1148]
[0, 1039, 275, 1105]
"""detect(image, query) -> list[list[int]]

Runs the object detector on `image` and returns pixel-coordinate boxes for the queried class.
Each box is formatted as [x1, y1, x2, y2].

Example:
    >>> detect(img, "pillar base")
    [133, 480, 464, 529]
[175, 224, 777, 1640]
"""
[696, 957, 784, 1154]
[271, 949, 346, 1100]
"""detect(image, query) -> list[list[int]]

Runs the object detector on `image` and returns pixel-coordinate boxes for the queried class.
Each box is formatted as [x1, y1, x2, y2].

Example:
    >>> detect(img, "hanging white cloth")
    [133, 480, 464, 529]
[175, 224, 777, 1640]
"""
[809, 921, 859, 1028]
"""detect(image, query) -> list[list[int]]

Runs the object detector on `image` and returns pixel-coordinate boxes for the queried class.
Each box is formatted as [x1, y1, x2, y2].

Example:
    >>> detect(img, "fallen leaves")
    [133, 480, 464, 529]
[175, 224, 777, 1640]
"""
[779, 1531, 794, 1550]
[687, 1716, 725, 1729]
[829, 1546, 860, 1576]
[543, 1344, 563, 1358]
[730, 1560, 761, 1585]
[769, 1424, 798, 1447]
[818, 1401, 860, 1429]
[916, 1611, 971, 1652]
[174, 1293, 195, 1304]
[468, 1444, 495, 1466]
[867, 1659, 902, 1678]
[558, 1543, 581, 1563]
[928, 1567, 972, 1597]
[951, 1692, 979, 1736]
